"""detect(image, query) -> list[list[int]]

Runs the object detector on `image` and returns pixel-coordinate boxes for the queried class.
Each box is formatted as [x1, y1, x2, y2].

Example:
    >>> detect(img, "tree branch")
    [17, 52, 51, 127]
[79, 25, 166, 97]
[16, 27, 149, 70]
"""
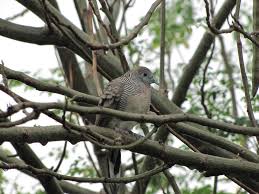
[234, 0, 259, 142]
[2, 125, 259, 182]
[5, 8, 29, 21]
[172, 0, 236, 106]
[0, 64, 99, 105]
[2, 100, 259, 136]
[0, 18, 63, 46]
[0, 161, 169, 184]
[0, 147, 99, 194]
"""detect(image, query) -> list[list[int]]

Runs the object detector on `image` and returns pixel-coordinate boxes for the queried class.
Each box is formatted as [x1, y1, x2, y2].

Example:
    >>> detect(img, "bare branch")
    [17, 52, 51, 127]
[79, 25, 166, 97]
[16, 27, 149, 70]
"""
[218, 36, 238, 118]
[3, 100, 259, 136]
[159, 0, 167, 95]
[204, 0, 259, 48]
[0, 111, 39, 127]
[53, 141, 67, 172]
[5, 9, 29, 21]
[0, 162, 169, 184]
[234, 0, 258, 140]
[172, 0, 236, 106]
[0, 18, 63, 46]
[200, 42, 215, 119]
[163, 170, 181, 194]
[0, 147, 98, 194]
[252, 0, 259, 96]
[2, 125, 259, 183]
[0, 63, 99, 105]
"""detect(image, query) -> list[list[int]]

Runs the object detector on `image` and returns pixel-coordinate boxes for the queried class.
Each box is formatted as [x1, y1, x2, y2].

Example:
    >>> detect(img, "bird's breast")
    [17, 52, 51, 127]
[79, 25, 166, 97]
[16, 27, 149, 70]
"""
[125, 88, 151, 114]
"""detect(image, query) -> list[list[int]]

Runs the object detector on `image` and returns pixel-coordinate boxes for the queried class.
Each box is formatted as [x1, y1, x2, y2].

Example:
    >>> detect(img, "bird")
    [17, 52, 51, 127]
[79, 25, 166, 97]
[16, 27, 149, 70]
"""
[95, 66, 156, 194]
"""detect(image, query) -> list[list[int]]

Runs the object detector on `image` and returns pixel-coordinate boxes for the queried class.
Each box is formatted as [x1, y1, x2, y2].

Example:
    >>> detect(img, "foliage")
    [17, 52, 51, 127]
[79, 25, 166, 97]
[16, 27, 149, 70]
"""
[148, 0, 194, 49]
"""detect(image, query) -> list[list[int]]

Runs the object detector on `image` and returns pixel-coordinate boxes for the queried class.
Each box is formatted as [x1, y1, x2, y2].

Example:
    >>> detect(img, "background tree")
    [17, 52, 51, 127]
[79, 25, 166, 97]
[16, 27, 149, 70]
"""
[0, 0, 259, 194]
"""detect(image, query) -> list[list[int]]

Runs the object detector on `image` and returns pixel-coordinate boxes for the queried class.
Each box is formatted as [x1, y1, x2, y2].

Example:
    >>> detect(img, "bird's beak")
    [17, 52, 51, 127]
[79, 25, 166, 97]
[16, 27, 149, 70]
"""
[151, 77, 159, 85]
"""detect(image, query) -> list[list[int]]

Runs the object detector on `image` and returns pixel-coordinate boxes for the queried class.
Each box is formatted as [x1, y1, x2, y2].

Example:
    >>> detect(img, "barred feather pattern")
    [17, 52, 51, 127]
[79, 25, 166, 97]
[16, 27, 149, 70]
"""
[95, 67, 152, 129]
[95, 67, 154, 194]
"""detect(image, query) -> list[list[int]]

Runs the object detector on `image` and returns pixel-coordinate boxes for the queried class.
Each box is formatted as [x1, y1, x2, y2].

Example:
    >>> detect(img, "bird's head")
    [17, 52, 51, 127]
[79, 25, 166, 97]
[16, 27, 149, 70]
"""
[135, 66, 158, 85]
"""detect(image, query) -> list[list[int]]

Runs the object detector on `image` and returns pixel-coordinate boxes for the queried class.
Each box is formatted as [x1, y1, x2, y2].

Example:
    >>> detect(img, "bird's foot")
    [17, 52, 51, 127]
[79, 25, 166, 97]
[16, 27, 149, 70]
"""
[114, 128, 143, 140]
[147, 111, 157, 115]
[114, 127, 131, 134]
[114, 136, 123, 145]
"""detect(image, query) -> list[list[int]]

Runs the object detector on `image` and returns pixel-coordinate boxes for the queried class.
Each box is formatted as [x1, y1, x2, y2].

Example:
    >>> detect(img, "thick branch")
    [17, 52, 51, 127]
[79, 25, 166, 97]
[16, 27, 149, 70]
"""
[1, 125, 259, 180]
[0, 18, 63, 46]
[14, 0, 161, 50]
[172, 0, 236, 106]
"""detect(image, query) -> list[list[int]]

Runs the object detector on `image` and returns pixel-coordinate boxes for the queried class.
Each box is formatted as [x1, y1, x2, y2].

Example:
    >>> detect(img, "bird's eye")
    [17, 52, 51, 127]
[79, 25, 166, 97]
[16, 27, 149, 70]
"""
[143, 73, 147, 77]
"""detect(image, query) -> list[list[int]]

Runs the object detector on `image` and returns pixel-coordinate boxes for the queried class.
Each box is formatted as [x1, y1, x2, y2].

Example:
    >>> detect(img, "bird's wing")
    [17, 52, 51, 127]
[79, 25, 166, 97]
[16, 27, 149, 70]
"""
[95, 77, 124, 127]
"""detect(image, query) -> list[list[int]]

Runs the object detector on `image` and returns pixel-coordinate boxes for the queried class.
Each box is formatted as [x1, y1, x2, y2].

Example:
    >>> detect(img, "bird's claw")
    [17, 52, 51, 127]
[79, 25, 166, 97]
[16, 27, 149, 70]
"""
[114, 128, 143, 140]
[114, 136, 122, 145]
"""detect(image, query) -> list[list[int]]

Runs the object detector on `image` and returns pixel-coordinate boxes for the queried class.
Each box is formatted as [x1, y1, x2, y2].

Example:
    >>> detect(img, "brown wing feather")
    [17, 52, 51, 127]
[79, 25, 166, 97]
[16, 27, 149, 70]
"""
[95, 78, 124, 127]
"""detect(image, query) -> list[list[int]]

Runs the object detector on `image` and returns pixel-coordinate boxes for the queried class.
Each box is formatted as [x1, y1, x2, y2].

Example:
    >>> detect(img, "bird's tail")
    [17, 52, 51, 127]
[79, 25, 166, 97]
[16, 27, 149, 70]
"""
[108, 149, 121, 194]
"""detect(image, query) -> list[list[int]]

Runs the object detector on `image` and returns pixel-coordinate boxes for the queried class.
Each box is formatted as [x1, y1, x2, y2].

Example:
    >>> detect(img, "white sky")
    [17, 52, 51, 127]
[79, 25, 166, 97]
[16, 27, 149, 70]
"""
[0, 0, 246, 193]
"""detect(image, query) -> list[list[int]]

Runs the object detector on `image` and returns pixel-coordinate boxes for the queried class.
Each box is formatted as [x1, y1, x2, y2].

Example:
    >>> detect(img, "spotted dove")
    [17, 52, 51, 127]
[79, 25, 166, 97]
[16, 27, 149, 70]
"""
[95, 66, 156, 193]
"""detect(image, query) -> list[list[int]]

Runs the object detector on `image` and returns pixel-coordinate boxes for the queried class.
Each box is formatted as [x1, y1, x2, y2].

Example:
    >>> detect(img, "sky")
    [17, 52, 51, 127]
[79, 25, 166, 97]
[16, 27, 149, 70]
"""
[0, 0, 242, 193]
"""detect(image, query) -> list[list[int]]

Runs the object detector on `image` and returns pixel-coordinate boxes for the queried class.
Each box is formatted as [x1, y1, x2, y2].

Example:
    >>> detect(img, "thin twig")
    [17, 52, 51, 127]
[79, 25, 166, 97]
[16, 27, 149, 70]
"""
[62, 98, 68, 130]
[88, 0, 114, 41]
[53, 141, 67, 172]
[87, 0, 163, 50]
[166, 50, 175, 92]
[92, 51, 103, 96]
[132, 152, 142, 194]
[159, 0, 167, 95]
[200, 41, 215, 119]
[227, 176, 258, 194]
[86, 4, 103, 96]
[97, 0, 130, 72]
[0, 162, 170, 183]
[5, 9, 29, 21]
[84, 142, 101, 177]
[167, 125, 199, 152]
[218, 36, 238, 118]
[3, 100, 259, 136]
[234, 0, 259, 143]
[163, 170, 181, 194]
[0, 61, 8, 87]
[204, 0, 259, 48]
[83, 142, 110, 194]
[118, 0, 135, 34]
[213, 176, 218, 194]
[41, 0, 53, 32]
[98, 0, 119, 38]
[0, 63, 99, 105]
[0, 111, 39, 127]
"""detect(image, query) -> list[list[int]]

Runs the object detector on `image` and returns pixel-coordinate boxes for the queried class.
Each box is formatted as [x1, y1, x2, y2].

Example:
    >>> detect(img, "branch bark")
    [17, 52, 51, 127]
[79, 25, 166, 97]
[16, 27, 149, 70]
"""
[172, 0, 236, 106]
[0, 147, 98, 194]
[1, 125, 259, 185]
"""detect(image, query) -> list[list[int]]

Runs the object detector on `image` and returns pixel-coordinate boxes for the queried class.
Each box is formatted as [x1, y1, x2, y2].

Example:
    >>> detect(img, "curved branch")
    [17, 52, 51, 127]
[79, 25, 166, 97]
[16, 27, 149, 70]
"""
[1, 162, 169, 184]
[0, 147, 98, 194]
[2, 125, 259, 181]
[172, 0, 236, 106]
[3, 100, 259, 136]
[0, 64, 99, 105]
[0, 18, 63, 46]
[15, 0, 161, 50]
